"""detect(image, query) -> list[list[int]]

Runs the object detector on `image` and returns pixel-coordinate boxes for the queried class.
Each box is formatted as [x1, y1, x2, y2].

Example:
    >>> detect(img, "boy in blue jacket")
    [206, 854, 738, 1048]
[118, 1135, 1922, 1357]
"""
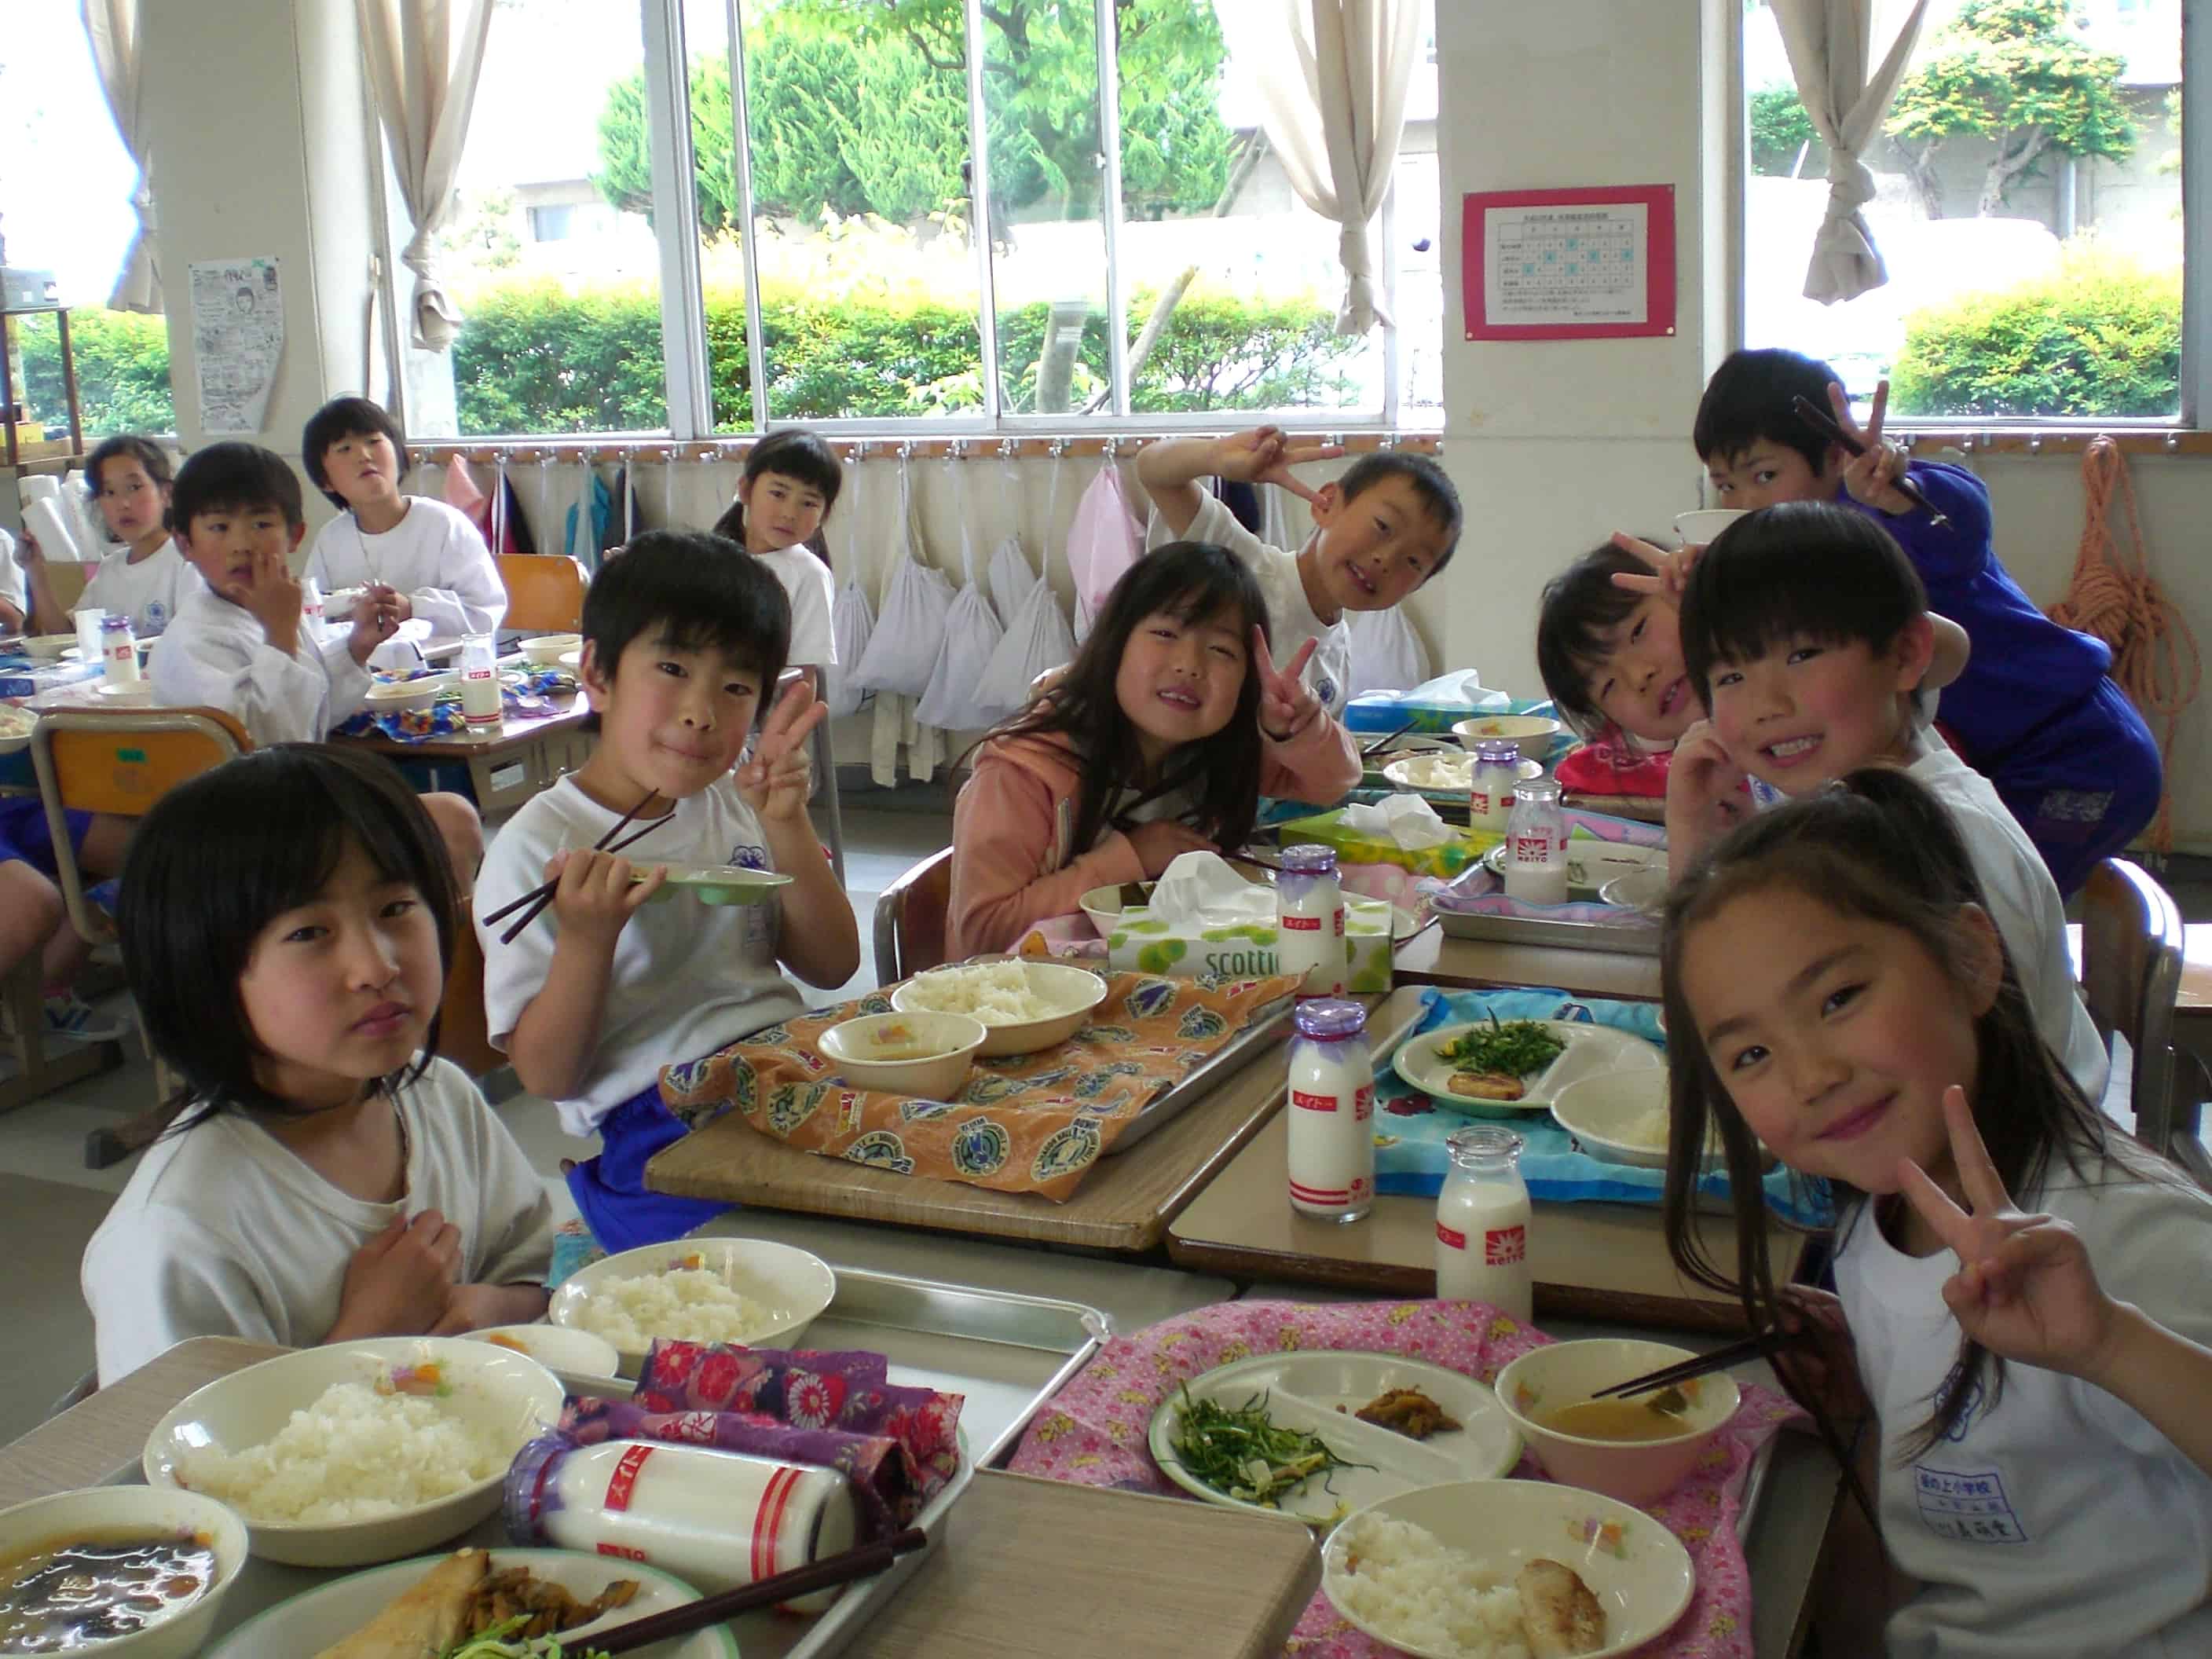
[1693, 347, 2160, 895]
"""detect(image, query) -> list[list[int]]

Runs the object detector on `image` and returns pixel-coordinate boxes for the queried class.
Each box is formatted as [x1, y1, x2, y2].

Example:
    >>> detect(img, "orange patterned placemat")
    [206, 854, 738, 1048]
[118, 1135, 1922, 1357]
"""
[656, 971, 1302, 1200]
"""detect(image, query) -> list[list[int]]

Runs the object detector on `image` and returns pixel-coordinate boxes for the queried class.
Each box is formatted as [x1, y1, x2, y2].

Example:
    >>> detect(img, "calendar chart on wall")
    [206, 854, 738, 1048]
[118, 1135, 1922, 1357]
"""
[1461, 185, 1675, 342]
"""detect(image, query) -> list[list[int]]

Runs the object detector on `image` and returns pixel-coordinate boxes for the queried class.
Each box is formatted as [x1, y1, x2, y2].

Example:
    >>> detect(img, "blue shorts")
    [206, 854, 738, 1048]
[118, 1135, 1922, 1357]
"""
[1989, 678, 2163, 899]
[565, 1082, 734, 1254]
[0, 797, 90, 880]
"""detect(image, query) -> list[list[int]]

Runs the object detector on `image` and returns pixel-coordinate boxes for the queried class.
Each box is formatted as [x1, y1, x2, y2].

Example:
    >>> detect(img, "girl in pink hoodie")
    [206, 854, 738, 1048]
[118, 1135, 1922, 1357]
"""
[949, 540, 1363, 956]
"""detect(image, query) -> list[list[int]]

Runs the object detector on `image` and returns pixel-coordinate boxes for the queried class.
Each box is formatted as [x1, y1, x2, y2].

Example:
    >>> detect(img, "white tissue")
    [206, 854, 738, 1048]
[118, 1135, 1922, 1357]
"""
[22, 497, 82, 564]
[1339, 793, 1454, 849]
[1149, 851, 1276, 928]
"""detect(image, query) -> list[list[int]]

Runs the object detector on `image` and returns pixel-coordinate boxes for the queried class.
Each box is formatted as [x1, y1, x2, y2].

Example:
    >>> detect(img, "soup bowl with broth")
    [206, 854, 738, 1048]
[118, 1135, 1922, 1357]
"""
[1495, 1339, 1741, 1507]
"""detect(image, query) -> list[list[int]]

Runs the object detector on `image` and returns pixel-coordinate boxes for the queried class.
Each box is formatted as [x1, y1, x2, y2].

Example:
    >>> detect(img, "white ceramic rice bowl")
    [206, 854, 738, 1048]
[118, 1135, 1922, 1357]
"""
[818, 1009, 987, 1097]
[891, 959, 1111, 1057]
[548, 1236, 837, 1378]
[1449, 713, 1562, 762]
[142, 1338, 563, 1569]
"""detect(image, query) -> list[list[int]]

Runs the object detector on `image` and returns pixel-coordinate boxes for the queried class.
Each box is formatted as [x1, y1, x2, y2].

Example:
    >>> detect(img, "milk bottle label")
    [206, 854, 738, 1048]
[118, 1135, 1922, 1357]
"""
[1437, 1222, 1467, 1251]
[1353, 1084, 1372, 1122]
[1486, 1225, 1527, 1265]
[1511, 833, 1551, 864]
[1284, 915, 1322, 932]
[1291, 1088, 1338, 1112]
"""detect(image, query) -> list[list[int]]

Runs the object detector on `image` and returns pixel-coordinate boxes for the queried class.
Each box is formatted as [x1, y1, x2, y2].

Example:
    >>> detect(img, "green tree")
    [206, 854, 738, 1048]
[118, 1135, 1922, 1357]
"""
[744, 26, 871, 222]
[1884, 0, 2136, 219]
[1749, 83, 1818, 176]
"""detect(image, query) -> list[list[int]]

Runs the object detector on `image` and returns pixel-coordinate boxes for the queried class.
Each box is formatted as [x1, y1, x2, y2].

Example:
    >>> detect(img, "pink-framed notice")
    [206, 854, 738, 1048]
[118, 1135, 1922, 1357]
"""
[1461, 184, 1676, 341]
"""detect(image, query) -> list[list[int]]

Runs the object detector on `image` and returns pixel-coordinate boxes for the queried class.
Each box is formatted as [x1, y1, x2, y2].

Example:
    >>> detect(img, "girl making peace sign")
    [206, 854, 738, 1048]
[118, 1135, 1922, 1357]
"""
[948, 540, 1363, 957]
[1659, 765, 2212, 1658]
[475, 532, 859, 1251]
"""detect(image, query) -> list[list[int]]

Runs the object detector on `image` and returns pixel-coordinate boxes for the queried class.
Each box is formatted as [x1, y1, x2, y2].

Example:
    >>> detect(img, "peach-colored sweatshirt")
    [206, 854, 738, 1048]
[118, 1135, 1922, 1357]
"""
[947, 715, 1364, 958]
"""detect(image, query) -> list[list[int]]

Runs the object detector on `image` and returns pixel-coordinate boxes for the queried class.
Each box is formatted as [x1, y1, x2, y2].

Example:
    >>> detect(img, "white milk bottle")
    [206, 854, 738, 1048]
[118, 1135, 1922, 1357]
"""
[1468, 740, 1521, 833]
[1434, 1125, 1533, 1320]
[1503, 778, 1569, 906]
[1287, 997, 1374, 1223]
[505, 1437, 858, 1611]
[98, 613, 141, 687]
[460, 631, 504, 730]
[1276, 844, 1346, 997]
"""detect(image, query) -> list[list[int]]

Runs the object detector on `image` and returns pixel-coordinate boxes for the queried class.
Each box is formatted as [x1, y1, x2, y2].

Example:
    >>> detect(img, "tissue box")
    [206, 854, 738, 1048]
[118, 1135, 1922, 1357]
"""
[1278, 808, 1500, 880]
[1107, 895, 1396, 992]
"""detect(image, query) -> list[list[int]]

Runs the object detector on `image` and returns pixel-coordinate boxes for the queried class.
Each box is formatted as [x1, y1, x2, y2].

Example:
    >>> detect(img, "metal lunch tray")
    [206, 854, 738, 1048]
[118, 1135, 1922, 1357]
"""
[1437, 904, 1662, 957]
[103, 1267, 1110, 1659]
[1104, 990, 1297, 1153]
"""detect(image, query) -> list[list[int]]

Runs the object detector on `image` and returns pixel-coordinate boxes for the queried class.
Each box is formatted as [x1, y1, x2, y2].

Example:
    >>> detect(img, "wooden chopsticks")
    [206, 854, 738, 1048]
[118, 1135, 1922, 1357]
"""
[1789, 394, 1954, 529]
[587, 1526, 930, 1654]
[1588, 1329, 1786, 1400]
[482, 787, 663, 945]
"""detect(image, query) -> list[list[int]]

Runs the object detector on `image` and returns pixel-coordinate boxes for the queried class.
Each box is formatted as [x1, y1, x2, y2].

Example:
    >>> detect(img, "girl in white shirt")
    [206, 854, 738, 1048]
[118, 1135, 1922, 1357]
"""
[82, 742, 551, 1386]
[709, 429, 841, 678]
[1660, 767, 2212, 1659]
[302, 396, 507, 643]
[18, 434, 193, 637]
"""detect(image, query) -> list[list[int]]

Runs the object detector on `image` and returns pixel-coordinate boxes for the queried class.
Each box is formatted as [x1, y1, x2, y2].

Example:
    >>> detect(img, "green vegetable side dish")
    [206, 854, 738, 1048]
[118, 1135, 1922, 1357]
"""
[1432, 1015, 1567, 1078]
[1166, 1382, 1368, 1516]
[443, 1616, 612, 1657]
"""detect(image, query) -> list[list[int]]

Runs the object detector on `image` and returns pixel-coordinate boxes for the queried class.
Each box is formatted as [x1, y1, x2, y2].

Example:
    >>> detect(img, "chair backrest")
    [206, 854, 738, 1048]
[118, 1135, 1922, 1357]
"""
[2078, 858, 2185, 1155]
[497, 554, 589, 631]
[872, 847, 954, 985]
[31, 707, 253, 941]
[438, 898, 506, 1077]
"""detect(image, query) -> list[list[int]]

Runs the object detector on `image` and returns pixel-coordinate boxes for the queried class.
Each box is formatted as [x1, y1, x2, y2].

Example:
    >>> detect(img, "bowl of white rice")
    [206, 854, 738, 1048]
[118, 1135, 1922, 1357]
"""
[1549, 1071, 1767, 1176]
[142, 1338, 564, 1569]
[548, 1237, 837, 1378]
[1322, 1480, 1696, 1659]
[890, 959, 1110, 1057]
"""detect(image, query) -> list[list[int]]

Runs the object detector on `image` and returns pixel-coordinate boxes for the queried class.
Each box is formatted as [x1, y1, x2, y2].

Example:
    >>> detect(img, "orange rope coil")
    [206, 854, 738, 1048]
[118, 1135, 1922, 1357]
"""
[2047, 436, 2200, 851]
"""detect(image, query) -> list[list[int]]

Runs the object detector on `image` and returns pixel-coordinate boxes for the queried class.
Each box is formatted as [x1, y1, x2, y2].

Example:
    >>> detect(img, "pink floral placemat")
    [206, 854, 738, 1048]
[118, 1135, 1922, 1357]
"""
[1006, 1298, 1807, 1659]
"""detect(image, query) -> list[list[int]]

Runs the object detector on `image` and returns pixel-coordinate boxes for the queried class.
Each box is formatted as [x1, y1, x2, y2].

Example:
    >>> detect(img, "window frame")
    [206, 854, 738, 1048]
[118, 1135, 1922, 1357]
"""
[1730, 0, 2204, 435]
[384, 0, 1433, 442]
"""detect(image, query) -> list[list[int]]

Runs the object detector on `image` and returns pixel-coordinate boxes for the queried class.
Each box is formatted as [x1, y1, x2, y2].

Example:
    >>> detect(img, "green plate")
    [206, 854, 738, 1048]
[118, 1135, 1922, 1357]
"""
[634, 861, 794, 906]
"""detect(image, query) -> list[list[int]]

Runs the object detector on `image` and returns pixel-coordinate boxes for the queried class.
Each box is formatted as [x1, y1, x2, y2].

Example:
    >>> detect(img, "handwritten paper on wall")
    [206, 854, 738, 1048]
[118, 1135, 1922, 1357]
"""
[190, 258, 284, 435]
[1460, 185, 1675, 342]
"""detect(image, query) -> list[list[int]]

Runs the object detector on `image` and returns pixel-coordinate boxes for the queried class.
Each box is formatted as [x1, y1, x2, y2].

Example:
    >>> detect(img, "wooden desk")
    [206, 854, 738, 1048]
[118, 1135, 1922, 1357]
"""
[342, 696, 592, 814]
[650, 987, 1431, 1256]
[1409, 930, 1661, 1000]
[1170, 1115, 1804, 1333]
[2, 1338, 1320, 1659]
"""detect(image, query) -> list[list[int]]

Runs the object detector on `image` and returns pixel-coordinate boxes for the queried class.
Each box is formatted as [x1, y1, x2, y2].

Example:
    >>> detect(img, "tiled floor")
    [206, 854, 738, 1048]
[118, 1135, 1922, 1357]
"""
[0, 804, 951, 1446]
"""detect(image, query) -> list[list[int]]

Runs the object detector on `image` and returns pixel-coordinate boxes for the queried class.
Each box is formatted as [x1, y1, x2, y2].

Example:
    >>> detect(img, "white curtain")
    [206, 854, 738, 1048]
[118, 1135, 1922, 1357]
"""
[355, 0, 496, 351]
[82, 0, 159, 313]
[1217, 0, 1423, 335]
[1770, 0, 1930, 304]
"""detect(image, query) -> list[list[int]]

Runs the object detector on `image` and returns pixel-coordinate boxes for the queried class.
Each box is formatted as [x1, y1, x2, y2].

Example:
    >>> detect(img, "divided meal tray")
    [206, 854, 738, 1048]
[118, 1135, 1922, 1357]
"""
[101, 1267, 1111, 1659]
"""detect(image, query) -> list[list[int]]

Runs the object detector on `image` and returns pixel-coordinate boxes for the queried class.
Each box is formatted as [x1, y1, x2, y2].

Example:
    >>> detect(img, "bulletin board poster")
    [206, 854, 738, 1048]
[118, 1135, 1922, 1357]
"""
[190, 257, 285, 434]
[1462, 185, 1675, 340]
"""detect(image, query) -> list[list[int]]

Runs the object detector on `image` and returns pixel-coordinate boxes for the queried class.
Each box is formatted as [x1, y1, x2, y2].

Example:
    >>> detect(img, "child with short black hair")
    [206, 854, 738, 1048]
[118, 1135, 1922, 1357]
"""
[1673, 500, 2108, 1105]
[1137, 427, 1459, 715]
[302, 395, 507, 643]
[17, 435, 191, 637]
[147, 441, 401, 745]
[475, 530, 858, 1251]
[82, 744, 552, 1384]
[709, 430, 842, 680]
[1694, 349, 2160, 895]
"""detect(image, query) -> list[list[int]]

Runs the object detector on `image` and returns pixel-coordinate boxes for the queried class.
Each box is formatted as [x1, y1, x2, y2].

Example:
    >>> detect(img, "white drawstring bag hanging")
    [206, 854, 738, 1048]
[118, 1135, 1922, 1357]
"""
[1342, 604, 1431, 699]
[974, 447, 1076, 721]
[821, 455, 877, 720]
[851, 454, 954, 698]
[1066, 448, 1142, 646]
[983, 449, 1033, 623]
[917, 455, 1007, 730]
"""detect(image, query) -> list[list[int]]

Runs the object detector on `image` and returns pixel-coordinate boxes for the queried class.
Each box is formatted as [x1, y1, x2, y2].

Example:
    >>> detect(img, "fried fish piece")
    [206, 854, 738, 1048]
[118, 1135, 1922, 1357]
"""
[310, 1547, 487, 1659]
[1516, 1557, 1606, 1657]
[1448, 1069, 1525, 1101]
[1352, 1387, 1462, 1440]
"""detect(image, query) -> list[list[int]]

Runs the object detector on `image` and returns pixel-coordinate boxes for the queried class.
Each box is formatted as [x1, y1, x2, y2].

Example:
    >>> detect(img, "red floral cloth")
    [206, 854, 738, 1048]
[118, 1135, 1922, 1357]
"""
[1006, 1298, 1807, 1659]
[1555, 738, 1673, 798]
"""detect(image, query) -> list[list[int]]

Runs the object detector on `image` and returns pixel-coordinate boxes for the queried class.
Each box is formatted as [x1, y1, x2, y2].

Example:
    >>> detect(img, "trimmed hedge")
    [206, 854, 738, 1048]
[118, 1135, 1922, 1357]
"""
[1890, 247, 2181, 418]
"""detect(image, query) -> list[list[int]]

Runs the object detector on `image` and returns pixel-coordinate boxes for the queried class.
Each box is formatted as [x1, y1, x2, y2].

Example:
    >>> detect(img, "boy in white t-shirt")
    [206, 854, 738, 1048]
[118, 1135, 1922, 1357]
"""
[709, 429, 844, 679]
[17, 436, 192, 638]
[1135, 428, 1460, 714]
[476, 531, 859, 1251]
[302, 396, 507, 644]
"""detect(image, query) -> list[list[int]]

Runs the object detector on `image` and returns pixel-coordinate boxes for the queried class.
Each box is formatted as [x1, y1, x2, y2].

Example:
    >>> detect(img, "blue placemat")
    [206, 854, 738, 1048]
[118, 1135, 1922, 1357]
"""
[1375, 986, 1829, 1226]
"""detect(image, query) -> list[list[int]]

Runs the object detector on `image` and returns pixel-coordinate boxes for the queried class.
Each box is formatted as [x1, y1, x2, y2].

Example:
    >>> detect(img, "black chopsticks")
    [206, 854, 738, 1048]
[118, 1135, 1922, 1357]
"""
[1790, 394, 1954, 529]
[1361, 720, 1419, 760]
[587, 1527, 929, 1654]
[1589, 1328, 1786, 1400]
[482, 788, 662, 945]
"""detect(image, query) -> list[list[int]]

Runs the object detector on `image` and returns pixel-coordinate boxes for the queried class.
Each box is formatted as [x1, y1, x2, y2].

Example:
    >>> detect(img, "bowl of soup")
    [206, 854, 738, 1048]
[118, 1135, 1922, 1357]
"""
[1448, 713, 1562, 763]
[816, 1010, 988, 1097]
[0, 1485, 249, 1657]
[1495, 1339, 1741, 1506]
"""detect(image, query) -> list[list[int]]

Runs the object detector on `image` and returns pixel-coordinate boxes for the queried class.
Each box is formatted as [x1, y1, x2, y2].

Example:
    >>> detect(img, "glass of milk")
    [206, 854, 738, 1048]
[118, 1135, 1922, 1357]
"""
[1434, 1125, 1532, 1321]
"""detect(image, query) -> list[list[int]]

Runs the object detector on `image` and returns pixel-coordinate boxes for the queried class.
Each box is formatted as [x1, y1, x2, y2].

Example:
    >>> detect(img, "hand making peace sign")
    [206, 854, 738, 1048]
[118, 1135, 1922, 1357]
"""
[1211, 427, 1348, 507]
[1607, 530, 1701, 610]
[1828, 378, 1916, 515]
[1253, 628, 1322, 743]
[1899, 1085, 2118, 1379]
[738, 674, 830, 824]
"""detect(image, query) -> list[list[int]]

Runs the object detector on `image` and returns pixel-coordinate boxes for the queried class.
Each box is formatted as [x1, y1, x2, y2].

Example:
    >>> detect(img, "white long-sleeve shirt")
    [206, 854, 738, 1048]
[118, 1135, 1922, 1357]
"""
[147, 577, 372, 745]
[306, 496, 507, 643]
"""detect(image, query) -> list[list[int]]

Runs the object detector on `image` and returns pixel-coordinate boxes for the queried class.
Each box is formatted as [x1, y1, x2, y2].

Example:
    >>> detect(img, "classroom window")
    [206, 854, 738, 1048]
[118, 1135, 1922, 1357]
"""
[416, 0, 1436, 438]
[0, 1, 176, 440]
[1741, 0, 2185, 423]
